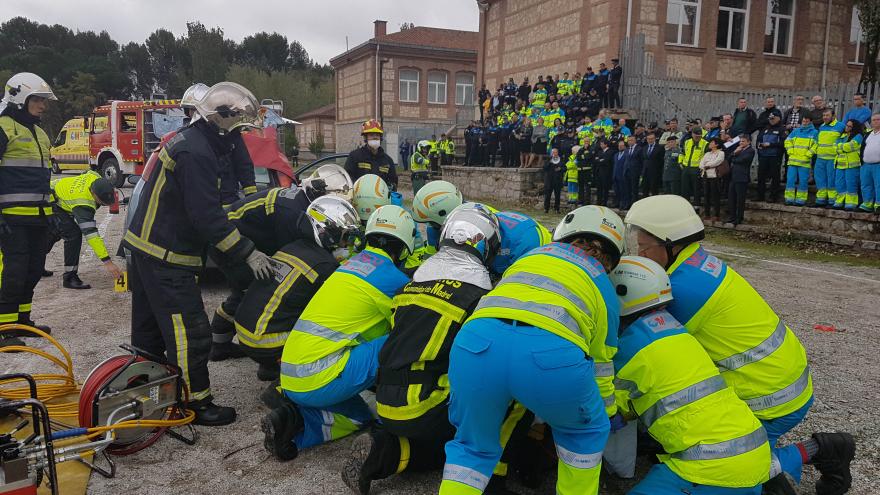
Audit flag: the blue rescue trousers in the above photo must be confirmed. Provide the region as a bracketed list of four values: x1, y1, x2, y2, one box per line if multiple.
[784, 166, 810, 205]
[283, 335, 387, 449]
[860, 163, 880, 211]
[813, 158, 836, 205]
[762, 395, 814, 484]
[834, 168, 860, 210]
[441, 318, 609, 495]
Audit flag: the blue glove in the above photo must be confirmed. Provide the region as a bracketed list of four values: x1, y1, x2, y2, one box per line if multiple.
[426, 224, 441, 248]
[609, 413, 627, 433]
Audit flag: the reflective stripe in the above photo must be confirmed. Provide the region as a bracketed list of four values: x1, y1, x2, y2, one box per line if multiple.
[64, 265, 78, 272]
[237, 328, 290, 349]
[475, 295, 583, 339]
[615, 377, 644, 399]
[594, 361, 614, 377]
[292, 319, 359, 343]
[496, 272, 591, 316]
[191, 389, 211, 401]
[0, 193, 51, 202]
[770, 453, 783, 477]
[745, 366, 811, 411]
[0, 158, 45, 168]
[1, 206, 53, 216]
[716, 320, 786, 372]
[673, 428, 767, 461]
[123, 231, 203, 267]
[530, 244, 599, 275]
[556, 444, 603, 469]
[215, 229, 242, 252]
[442, 464, 490, 491]
[603, 395, 615, 407]
[78, 221, 97, 230]
[641, 375, 727, 429]
[171, 314, 190, 396]
[280, 349, 346, 378]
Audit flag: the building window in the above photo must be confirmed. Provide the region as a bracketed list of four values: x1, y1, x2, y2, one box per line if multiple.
[764, 0, 794, 56]
[716, 0, 749, 51]
[399, 69, 419, 103]
[455, 73, 475, 106]
[666, 0, 701, 46]
[428, 71, 447, 105]
[850, 7, 866, 64]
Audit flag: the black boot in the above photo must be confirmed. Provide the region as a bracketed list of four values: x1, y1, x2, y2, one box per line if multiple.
[62, 272, 91, 290]
[0, 335, 26, 350]
[41, 269, 53, 277]
[341, 433, 377, 494]
[209, 341, 246, 361]
[762, 473, 797, 495]
[257, 361, 280, 382]
[811, 432, 855, 495]
[261, 400, 303, 461]
[190, 401, 236, 427]
[260, 380, 285, 409]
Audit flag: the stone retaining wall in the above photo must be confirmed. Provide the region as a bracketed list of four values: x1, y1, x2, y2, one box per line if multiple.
[727, 202, 879, 248]
[440, 165, 543, 204]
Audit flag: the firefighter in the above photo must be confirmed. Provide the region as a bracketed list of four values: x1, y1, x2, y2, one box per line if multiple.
[208, 169, 348, 361]
[46, 171, 122, 289]
[123, 81, 273, 426]
[410, 140, 431, 196]
[625, 195, 855, 493]
[0, 72, 57, 348]
[405, 180, 463, 271]
[609, 256, 816, 494]
[181, 82, 258, 206]
[440, 205, 624, 495]
[344, 119, 398, 190]
[351, 173, 391, 225]
[342, 204, 524, 494]
[234, 196, 359, 384]
[263, 205, 415, 461]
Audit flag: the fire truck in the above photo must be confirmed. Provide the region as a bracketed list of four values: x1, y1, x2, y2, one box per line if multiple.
[88, 99, 185, 187]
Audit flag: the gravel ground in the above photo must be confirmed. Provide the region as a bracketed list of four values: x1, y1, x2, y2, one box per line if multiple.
[3, 190, 879, 495]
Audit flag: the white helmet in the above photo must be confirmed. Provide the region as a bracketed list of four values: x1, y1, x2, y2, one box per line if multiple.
[305, 164, 354, 200]
[417, 140, 431, 151]
[624, 195, 705, 261]
[553, 205, 625, 266]
[181, 83, 209, 108]
[441, 203, 501, 265]
[192, 81, 262, 135]
[412, 180, 463, 225]
[3, 72, 57, 108]
[351, 174, 391, 222]
[366, 205, 417, 257]
[305, 196, 364, 251]
[610, 256, 673, 317]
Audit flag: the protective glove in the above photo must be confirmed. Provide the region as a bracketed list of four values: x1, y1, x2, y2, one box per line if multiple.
[0, 214, 10, 236]
[245, 250, 273, 280]
[609, 412, 627, 434]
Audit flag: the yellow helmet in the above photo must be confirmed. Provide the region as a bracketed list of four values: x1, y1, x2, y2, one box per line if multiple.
[412, 180, 463, 225]
[361, 119, 384, 135]
[351, 174, 391, 222]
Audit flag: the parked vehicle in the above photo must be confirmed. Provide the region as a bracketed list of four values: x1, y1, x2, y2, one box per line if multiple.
[50, 115, 107, 174]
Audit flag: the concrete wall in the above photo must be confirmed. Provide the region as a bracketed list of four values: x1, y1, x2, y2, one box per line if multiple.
[734, 201, 879, 244]
[441, 165, 544, 204]
[297, 116, 336, 154]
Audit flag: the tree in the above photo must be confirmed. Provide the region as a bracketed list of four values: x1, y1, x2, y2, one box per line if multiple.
[186, 22, 227, 86]
[121, 42, 153, 99]
[308, 131, 325, 157]
[855, 0, 880, 88]
[238, 32, 290, 73]
[146, 28, 188, 96]
[287, 40, 312, 70]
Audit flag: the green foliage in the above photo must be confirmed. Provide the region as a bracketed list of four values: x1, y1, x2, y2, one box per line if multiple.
[0, 16, 335, 138]
[308, 131, 325, 156]
[854, 0, 880, 85]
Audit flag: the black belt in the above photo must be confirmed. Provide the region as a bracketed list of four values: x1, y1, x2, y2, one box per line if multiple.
[377, 367, 441, 386]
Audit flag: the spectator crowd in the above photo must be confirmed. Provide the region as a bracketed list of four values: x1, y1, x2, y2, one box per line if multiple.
[454, 63, 880, 223]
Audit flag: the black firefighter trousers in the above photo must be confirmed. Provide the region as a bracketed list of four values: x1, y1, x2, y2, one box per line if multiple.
[0, 222, 49, 325]
[129, 251, 213, 404]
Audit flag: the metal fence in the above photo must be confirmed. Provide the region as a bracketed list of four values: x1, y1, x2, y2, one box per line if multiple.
[618, 34, 880, 124]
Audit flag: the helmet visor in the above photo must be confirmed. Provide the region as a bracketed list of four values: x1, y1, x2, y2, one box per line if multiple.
[625, 224, 665, 259]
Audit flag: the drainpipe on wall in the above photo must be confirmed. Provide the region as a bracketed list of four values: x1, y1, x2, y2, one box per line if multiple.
[626, 0, 633, 38]
[375, 41, 381, 121]
[820, 0, 832, 93]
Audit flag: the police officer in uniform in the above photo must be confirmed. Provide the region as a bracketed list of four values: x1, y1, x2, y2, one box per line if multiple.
[47, 171, 122, 289]
[123, 82, 274, 426]
[344, 119, 398, 190]
[0, 72, 57, 348]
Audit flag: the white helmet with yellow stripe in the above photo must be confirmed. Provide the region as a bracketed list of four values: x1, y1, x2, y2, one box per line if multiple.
[351, 174, 391, 222]
[366, 205, 417, 258]
[553, 205, 625, 266]
[610, 256, 673, 317]
[412, 180, 463, 226]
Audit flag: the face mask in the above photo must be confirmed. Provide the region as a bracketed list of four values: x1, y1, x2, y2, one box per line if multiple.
[367, 139, 381, 149]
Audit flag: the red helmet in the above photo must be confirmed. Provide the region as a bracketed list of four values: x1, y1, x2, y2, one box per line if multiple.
[362, 119, 384, 135]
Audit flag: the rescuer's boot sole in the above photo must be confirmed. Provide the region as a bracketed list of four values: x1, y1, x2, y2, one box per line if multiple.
[811, 432, 856, 495]
[261, 400, 302, 461]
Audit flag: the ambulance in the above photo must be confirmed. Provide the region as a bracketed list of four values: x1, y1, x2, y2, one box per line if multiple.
[49, 116, 107, 174]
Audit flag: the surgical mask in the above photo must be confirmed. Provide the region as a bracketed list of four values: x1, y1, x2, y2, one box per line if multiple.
[367, 139, 381, 149]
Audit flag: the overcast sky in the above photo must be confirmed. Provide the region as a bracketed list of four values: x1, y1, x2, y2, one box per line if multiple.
[7, 0, 480, 64]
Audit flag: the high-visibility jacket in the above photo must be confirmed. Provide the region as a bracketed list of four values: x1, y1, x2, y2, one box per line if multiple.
[0, 115, 53, 218]
[410, 151, 429, 172]
[441, 139, 455, 155]
[376, 277, 489, 434]
[51, 171, 110, 261]
[225, 186, 313, 256]
[280, 246, 410, 393]
[572, 78, 582, 94]
[835, 134, 863, 169]
[557, 79, 573, 96]
[666, 243, 813, 420]
[532, 89, 548, 107]
[492, 211, 552, 276]
[816, 120, 845, 160]
[596, 117, 614, 137]
[234, 239, 337, 351]
[123, 121, 254, 270]
[679, 138, 706, 168]
[577, 125, 593, 146]
[565, 154, 579, 183]
[541, 110, 562, 127]
[468, 242, 620, 415]
[425, 140, 439, 157]
[784, 126, 818, 168]
[614, 309, 771, 487]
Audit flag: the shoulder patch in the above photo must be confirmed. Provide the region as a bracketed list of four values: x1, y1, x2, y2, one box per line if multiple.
[699, 254, 724, 278]
[642, 310, 684, 333]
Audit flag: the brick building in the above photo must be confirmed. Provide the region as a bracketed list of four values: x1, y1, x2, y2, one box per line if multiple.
[476, 0, 867, 92]
[292, 103, 336, 160]
[330, 21, 479, 156]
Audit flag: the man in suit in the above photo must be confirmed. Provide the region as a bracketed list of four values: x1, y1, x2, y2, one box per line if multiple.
[624, 135, 643, 209]
[640, 132, 665, 197]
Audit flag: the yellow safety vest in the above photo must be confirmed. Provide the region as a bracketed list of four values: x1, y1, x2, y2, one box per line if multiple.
[835, 135, 862, 169]
[280, 246, 409, 392]
[679, 138, 706, 168]
[565, 155, 578, 183]
[410, 152, 429, 172]
[468, 242, 620, 415]
[784, 127, 818, 168]
[51, 171, 109, 260]
[0, 115, 53, 216]
[816, 120, 844, 160]
[615, 309, 771, 487]
[666, 243, 813, 420]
